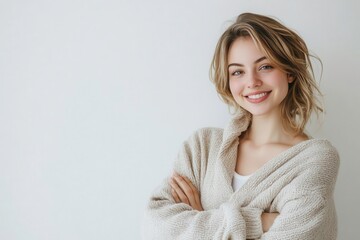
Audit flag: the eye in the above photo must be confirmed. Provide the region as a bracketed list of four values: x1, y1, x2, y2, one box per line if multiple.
[259, 65, 273, 71]
[230, 70, 244, 76]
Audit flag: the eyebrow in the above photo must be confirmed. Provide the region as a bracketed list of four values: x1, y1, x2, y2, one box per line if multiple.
[228, 56, 267, 68]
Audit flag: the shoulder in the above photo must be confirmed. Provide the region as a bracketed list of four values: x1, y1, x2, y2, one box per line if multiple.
[273, 139, 340, 204]
[290, 139, 340, 177]
[303, 139, 340, 167]
[179, 127, 224, 158]
[291, 139, 340, 192]
[191, 127, 224, 139]
[174, 127, 225, 179]
[185, 127, 224, 147]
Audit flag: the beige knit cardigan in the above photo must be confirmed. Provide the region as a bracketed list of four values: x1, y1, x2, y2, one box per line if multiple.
[142, 111, 340, 239]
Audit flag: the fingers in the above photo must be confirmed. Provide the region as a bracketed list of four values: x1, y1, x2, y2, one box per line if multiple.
[172, 173, 197, 207]
[180, 174, 202, 208]
[169, 177, 190, 205]
[169, 172, 204, 211]
[171, 188, 181, 203]
[261, 212, 280, 232]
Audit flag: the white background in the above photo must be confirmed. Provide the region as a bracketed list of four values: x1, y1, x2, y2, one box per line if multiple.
[1, 0, 359, 239]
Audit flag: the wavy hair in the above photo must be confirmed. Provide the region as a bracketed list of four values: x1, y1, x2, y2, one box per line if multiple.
[210, 12, 323, 135]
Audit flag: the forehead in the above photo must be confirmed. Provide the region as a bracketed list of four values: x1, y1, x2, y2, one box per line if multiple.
[228, 37, 265, 64]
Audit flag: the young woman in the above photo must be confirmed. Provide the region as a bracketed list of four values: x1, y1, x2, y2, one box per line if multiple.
[142, 12, 339, 239]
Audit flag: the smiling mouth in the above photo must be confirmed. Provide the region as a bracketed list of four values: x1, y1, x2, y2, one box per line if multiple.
[244, 91, 271, 103]
[245, 91, 271, 99]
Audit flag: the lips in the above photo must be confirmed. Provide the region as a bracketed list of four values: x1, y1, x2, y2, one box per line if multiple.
[244, 91, 271, 103]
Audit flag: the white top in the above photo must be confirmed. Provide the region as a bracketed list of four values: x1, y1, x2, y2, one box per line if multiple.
[232, 172, 252, 191]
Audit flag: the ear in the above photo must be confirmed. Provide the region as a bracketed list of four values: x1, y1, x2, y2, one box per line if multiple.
[287, 73, 294, 83]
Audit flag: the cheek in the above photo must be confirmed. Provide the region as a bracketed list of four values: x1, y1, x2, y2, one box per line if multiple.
[281, 80, 290, 95]
[273, 78, 290, 99]
[229, 80, 243, 96]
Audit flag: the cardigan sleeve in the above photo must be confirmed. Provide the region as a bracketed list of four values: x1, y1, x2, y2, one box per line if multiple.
[142, 129, 263, 240]
[260, 145, 340, 240]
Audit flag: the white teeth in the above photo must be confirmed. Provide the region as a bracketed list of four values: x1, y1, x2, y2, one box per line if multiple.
[247, 92, 267, 99]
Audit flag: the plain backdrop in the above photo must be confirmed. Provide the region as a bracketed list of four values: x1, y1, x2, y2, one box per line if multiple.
[1, 0, 359, 239]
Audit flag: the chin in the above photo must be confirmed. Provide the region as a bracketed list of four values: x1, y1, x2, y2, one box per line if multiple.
[249, 107, 283, 117]
[247, 110, 268, 116]
[241, 106, 274, 116]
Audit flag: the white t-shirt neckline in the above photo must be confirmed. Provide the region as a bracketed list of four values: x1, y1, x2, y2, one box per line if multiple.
[232, 172, 253, 191]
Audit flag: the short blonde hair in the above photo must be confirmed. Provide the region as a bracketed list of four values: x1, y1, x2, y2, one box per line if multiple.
[210, 12, 323, 135]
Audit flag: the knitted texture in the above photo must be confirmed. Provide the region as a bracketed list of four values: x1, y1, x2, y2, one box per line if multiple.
[142, 111, 340, 239]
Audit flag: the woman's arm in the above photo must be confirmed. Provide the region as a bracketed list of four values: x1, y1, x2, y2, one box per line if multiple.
[259, 146, 340, 240]
[142, 129, 264, 240]
[170, 172, 279, 233]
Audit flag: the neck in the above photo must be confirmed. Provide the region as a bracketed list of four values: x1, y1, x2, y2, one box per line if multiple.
[244, 110, 295, 146]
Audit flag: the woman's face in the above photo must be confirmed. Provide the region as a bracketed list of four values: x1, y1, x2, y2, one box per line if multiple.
[228, 37, 293, 117]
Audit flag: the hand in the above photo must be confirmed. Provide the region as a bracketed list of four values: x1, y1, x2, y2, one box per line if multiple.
[261, 212, 279, 232]
[169, 172, 204, 211]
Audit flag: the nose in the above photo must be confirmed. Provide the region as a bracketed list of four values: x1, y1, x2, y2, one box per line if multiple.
[246, 71, 262, 88]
